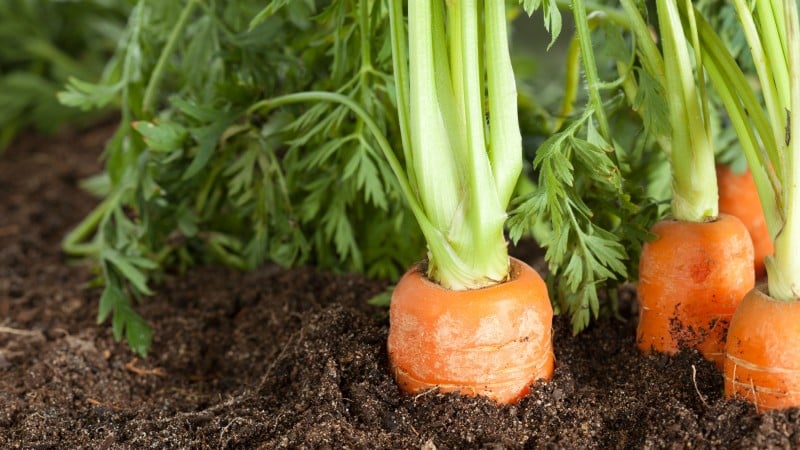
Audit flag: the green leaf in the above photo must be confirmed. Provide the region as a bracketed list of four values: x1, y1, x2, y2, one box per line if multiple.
[103, 249, 153, 296]
[584, 230, 628, 277]
[97, 282, 124, 324]
[518, 0, 562, 47]
[182, 115, 237, 180]
[177, 208, 199, 238]
[562, 252, 584, 292]
[125, 313, 153, 357]
[634, 70, 671, 139]
[249, 0, 292, 30]
[112, 304, 125, 341]
[57, 78, 121, 111]
[133, 120, 188, 152]
[108, 301, 151, 357]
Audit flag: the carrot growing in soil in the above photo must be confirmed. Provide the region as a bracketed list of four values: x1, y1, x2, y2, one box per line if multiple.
[689, 0, 800, 411]
[627, 0, 754, 367]
[716, 164, 773, 277]
[197, 0, 552, 403]
[382, 0, 555, 403]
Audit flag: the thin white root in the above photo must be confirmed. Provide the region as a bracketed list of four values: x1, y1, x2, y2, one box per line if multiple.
[691, 364, 710, 408]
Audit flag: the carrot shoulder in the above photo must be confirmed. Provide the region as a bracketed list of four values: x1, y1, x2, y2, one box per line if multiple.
[725, 287, 800, 411]
[636, 214, 754, 367]
[387, 257, 554, 404]
[716, 164, 773, 277]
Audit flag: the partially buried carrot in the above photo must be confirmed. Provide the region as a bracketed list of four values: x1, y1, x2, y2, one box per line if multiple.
[716, 164, 773, 278]
[636, 214, 754, 367]
[387, 257, 554, 404]
[724, 286, 800, 411]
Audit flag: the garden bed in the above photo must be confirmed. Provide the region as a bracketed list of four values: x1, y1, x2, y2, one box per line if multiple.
[1, 126, 798, 448]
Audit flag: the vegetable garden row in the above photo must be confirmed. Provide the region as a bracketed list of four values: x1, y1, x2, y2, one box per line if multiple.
[5, 0, 800, 422]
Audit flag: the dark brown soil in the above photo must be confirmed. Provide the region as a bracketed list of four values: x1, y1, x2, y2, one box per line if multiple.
[2, 125, 799, 449]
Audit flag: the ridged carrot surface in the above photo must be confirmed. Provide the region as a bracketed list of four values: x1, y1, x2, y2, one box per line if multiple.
[387, 257, 554, 404]
[716, 165, 773, 277]
[725, 287, 800, 411]
[637, 214, 754, 367]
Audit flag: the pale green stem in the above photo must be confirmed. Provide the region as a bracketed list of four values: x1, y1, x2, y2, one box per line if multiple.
[759, 0, 792, 193]
[359, 0, 372, 72]
[733, 0, 786, 171]
[684, 0, 711, 142]
[554, 35, 581, 132]
[485, 0, 523, 209]
[767, 0, 800, 301]
[657, 0, 717, 221]
[447, 0, 465, 125]
[693, 8, 784, 238]
[387, 0, 415, 190]
[619, 0, 665, 88]
[448, 0, 507, 285]
[62, 195, 117, 256]
[142, 0, 199, 115]
[760, 0, 790, 102]
[408, 0, 461, 233]
[692, 0, 787, 223]
[555, 0, 629, 26]
[432, 0, 468, 183]
[572, 0, 611, 142]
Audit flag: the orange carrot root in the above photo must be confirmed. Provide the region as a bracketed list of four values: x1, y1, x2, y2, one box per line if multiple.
[716, 165, 773, 278]
[636, 214, 754, 367]
[725, 287, 800, 411]
[387, 257, 554, 404]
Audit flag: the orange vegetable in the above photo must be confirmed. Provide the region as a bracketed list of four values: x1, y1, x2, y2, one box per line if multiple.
[724, 287, 800, 411]
[636, 214, 755, 367]
[387, 257, 554, 404]
[716, 164, 773, 277]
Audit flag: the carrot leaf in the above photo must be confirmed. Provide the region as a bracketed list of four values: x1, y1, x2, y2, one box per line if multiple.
[58, 0, 424, 355]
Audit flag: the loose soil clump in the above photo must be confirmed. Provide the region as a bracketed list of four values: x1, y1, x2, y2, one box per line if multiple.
[1, 126, 798, 448]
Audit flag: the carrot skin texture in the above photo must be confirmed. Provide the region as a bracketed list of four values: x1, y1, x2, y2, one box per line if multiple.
[387, 257, 554, 404]
[636, 214, 755, 367]
[725, 287, 800, 411]
[716, 165, 773, 277]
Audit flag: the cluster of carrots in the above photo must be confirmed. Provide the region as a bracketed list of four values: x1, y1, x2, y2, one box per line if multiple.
[636, 163, 789, 412]
[385, 0, 797, 415]
[388, 163, 774, 406]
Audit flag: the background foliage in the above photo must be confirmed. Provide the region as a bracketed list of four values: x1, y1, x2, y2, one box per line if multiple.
[0, 0, 130, 150]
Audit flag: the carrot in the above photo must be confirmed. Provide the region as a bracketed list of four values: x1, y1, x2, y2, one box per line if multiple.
[636, 214, 755, 367]
[387, 257, 554, 404]
[724, 286, 800, 411]
[716, 164, 773, 278]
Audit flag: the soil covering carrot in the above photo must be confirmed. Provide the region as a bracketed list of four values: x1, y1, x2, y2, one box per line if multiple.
[725, 286, 800, 411]
[637, 215, 754, 367]
[716, 164, 773, 277]
[387, 257, 554, 403]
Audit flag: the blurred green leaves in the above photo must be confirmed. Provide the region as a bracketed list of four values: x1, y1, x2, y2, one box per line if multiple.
[0, 0, 130, 150]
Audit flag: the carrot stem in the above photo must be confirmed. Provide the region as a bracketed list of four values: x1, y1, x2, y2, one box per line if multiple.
[768, 0, 800, 301]
[656, 0, 717, 222]
[141, 0, 199, 115]
[572, 0, 611, 142]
